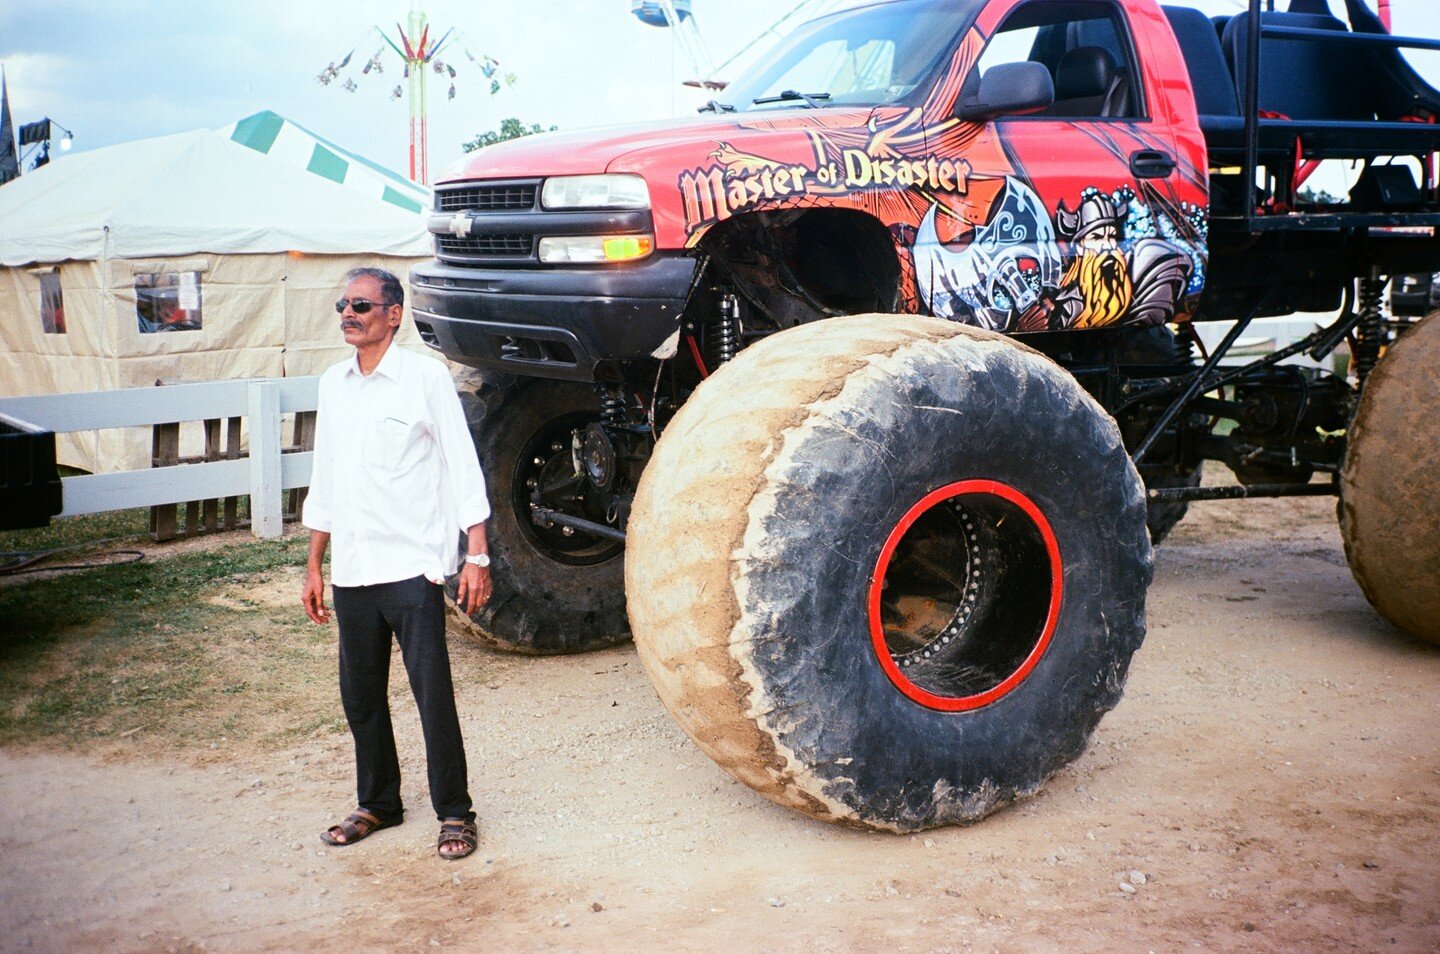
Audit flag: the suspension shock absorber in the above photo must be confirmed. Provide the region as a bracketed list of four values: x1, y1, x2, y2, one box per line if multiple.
[574, 384, 628, 484]
[716, 293, 740, 365]
[598, 386, 626, 427]
[1353, 274, 1387, 385]
[1175, 322, 1199, 365]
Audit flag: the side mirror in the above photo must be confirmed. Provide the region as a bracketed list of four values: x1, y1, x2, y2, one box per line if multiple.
[954, 62, 1055, 121]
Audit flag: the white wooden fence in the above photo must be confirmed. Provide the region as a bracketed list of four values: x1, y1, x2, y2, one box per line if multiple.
[0, 377, 318, 538]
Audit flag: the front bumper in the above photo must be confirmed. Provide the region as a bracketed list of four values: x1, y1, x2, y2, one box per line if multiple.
[409, 254, 698, 382]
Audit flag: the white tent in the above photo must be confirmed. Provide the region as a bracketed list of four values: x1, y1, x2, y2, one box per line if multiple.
[0, 123, 436, 472]
[219, 110, 430, 214]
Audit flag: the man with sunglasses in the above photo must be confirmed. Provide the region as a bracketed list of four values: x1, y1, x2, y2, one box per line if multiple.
[301, 267, 490, 861]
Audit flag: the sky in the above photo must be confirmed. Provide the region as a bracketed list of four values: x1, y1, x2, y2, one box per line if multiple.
[2, 0, 1436, 184]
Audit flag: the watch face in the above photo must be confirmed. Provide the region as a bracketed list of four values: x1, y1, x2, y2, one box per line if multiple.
[467, 553, 490, 568]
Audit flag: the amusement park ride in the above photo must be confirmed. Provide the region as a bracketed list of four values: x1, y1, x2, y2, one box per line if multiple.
[316, 3, 514, 184]
[319, 0, 846, 184]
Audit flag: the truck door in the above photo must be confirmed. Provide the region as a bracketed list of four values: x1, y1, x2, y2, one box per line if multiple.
[913, 0, 1204, 332]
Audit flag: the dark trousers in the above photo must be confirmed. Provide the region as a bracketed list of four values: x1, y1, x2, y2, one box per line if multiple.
[331, 575, 473, 822]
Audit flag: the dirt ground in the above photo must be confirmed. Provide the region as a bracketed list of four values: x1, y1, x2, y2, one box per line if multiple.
[2, 494, 1438, 953]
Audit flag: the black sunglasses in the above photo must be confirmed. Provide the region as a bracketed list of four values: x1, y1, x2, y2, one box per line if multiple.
[335, 297, 395, 315]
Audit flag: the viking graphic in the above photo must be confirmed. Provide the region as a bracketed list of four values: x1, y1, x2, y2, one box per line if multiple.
[1027, 189, 1198, 331]
[1055, 192, 1133, 329]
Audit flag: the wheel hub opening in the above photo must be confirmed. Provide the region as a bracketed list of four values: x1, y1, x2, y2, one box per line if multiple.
[868, 482, 1061, 711]
[512, 414, 624, 567]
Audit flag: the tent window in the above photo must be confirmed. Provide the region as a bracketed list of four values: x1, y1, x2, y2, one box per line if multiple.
[136, 271, 203, 333]
[40, 272, 66, 334]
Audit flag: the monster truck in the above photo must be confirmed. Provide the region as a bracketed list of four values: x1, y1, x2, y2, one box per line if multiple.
[411, 0, 1440, 831]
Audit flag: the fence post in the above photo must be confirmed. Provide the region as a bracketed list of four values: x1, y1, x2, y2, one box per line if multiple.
[248, 380, 283, 538]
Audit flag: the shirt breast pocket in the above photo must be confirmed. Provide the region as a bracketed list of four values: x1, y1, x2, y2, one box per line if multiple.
[370, 417, 424, 474]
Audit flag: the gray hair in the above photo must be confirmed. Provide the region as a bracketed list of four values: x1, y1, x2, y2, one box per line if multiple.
[344, 267, 405, 308]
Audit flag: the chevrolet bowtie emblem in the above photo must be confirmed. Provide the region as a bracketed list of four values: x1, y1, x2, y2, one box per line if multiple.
[447, 213, 472, 237]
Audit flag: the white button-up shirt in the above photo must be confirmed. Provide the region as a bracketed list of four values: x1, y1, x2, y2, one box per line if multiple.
[302, 343, 491, 587]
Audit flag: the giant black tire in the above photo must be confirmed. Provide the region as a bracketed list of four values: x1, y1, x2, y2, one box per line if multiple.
[626, 315, 1153, 832]
[450, 379, 629, 654]
[1339, 313, 1440, 645]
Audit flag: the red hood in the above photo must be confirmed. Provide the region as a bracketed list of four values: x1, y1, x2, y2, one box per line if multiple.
[432, 109, 878, 183]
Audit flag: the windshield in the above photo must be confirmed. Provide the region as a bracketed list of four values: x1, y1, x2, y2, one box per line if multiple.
[715, 0, 980, 112]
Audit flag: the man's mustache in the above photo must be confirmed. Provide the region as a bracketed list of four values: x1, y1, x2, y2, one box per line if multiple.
[340, 319, 364, 331]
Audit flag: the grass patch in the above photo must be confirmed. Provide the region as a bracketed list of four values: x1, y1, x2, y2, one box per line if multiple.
[0, 531, 347, 754]
[0, 508, 151, 560]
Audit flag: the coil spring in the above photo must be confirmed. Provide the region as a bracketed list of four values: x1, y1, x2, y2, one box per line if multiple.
[599, 388, 626, 426]
[716, 294, 740, 365]
[1354, 276, 1386, 384]
[1174, 323, 1199, 365]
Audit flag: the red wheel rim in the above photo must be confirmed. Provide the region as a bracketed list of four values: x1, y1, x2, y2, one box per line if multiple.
[867, 480, 1063, 711]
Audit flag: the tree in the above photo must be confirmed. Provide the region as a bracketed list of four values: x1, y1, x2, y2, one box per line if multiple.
[1297, 186, 1341, 206]
[462, 118, 557, 153]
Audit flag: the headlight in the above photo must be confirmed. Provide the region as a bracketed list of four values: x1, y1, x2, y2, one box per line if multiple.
[538, 235, 654, 263]
[541, 174, 650, 210]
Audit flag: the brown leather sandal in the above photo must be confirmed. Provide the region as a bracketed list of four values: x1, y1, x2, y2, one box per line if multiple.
[320, 809, 400, 846]
[437, 817, 478, 860]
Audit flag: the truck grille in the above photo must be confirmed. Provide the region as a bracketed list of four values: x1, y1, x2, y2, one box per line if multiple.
[434, 183, 537, 212]
[429, 179, 651, 266]
[436, 234, 534, 257]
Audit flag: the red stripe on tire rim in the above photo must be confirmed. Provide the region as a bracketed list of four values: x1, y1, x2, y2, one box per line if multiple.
[867, 480, 1063, 711]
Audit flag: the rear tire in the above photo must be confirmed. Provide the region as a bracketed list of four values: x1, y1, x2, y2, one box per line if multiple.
[450, 380, 629, 654]
[626, 315, 1152, 832]
[1339, 314, 1440, 644]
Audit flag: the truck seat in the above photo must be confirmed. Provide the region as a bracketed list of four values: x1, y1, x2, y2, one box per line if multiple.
[1222, 11, 1359, 121]
[1049, 46, 1130, 118]
[1165, 3, 1440, 162]
[1333, 0, 1440, 124]
[1162, 7, 1240, 121]
[1223, 8, 1440, 158]
[1161, 6, 1263, 156]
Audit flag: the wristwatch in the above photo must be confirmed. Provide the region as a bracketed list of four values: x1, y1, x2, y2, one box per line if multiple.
[463, 552, 491, 568]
